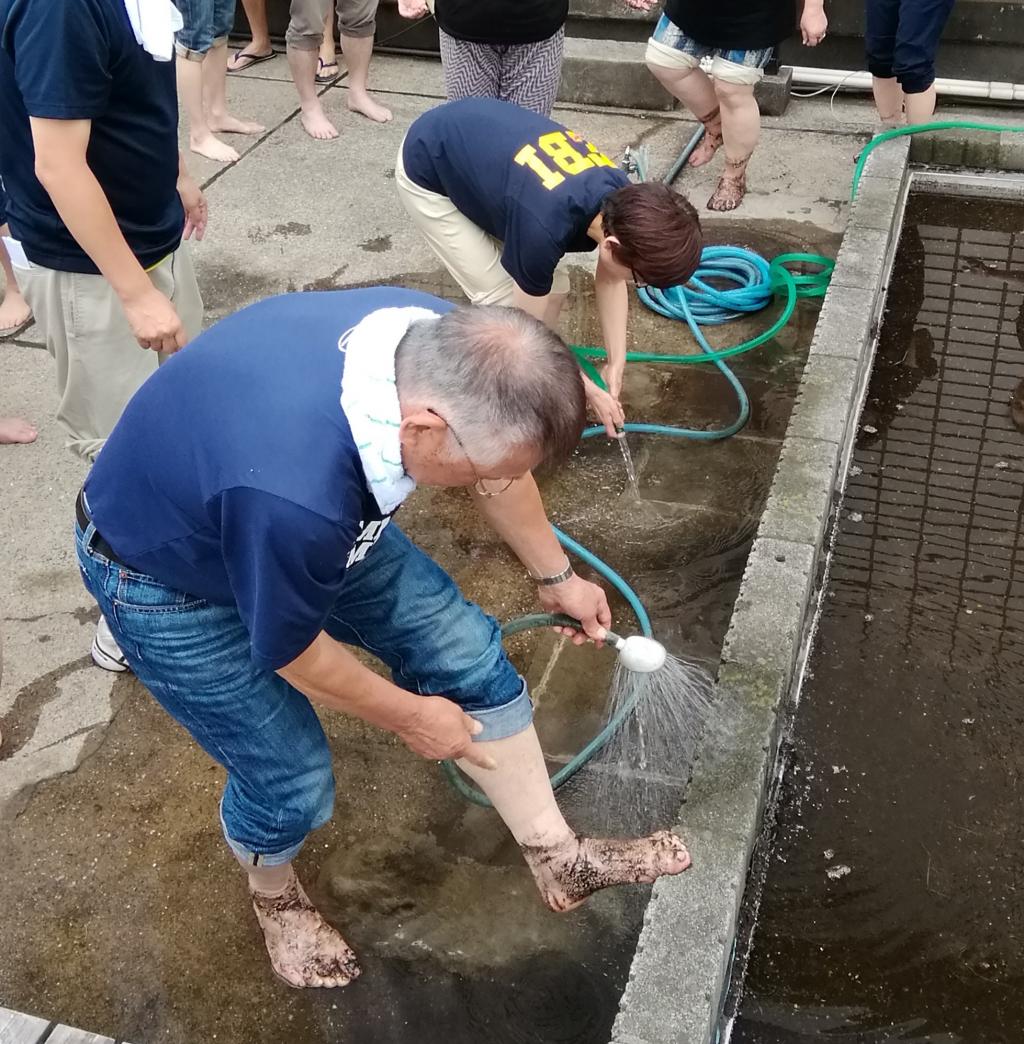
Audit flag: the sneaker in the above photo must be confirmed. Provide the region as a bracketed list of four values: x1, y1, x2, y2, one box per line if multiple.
[91, 615, 129, 673]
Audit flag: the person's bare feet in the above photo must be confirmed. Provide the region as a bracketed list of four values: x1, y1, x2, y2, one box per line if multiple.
[688, 111, 724, 168]
[0, 416, 37, 445]
[707, 159, 749, 212]
[208, 113, 265, 136]
[251, 870, 361, 988]
[521, 829, 691, 913]
[300, 103, 340, 140]
[189, 131, 240, 163]
[0, 288, 32, 335]
[347, 89, 392, 124]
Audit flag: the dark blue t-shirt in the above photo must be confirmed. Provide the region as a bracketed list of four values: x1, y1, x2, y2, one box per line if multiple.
[84, 287, 453, 671]
[402, 99, 630, 297]
[0, 0, 183, 273]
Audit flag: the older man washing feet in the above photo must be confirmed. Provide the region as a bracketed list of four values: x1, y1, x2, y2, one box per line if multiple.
[75, 287, 691, 988]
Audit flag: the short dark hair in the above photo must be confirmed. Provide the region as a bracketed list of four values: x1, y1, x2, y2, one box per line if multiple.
[601, 183, 703, 289]
[396, 305, 586, 468]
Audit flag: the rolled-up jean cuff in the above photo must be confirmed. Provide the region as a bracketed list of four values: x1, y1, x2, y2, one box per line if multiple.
[467, 678, 533, 741]
[220, 805, 307, 868]
[175, 42, 209, 60]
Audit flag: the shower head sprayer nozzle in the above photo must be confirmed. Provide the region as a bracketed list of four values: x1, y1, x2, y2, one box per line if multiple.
[605, 631, 667, 674]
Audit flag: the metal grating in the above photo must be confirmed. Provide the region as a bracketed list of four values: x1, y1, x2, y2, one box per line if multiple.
[829, 194, 1024, 663]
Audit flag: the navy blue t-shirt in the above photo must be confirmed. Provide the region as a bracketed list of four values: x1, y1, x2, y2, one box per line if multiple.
[84, 287, 453, 671]
[0, 0, 183, 273]
[402, 99, 630, 297]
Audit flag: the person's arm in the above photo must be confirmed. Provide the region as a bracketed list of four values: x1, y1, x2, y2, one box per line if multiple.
[29, 117, 187, 353]
[397, 0, 429, 17]
[511, 283, 552, 324]
[800, 0, 827, 45]
[471, 474, 612, 643]
[177, 152, 208, 242]
[278, 633, 496, 769]
[594, 266, 629, 403]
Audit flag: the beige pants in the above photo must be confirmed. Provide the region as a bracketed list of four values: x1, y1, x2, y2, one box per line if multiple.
[395, 145, 570, 306]
[287, 0, 378, 50]
[16, 244, 203, 462]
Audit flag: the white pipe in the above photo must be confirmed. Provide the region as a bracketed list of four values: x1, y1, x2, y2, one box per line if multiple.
[788, 65, 1024, 103]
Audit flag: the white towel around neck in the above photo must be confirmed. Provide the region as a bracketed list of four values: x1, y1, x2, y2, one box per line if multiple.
[339, 306, 440, 515]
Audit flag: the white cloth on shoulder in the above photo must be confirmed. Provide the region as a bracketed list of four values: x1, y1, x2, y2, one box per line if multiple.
[339, 306, 440, 515]
[122, 0, 183, 62]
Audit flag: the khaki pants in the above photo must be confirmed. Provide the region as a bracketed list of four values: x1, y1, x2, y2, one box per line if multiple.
[16, 244, 203, 462]
[395, 145, 570, 306]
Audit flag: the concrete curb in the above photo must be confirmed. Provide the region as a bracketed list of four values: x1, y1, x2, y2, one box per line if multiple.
[611, 136, 912, 1044]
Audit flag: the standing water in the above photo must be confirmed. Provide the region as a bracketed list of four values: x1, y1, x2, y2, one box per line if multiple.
[731, 194, 1024, 1043]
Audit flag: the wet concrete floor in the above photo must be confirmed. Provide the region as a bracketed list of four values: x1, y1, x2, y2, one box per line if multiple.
[732, 194, 1024, 1043]
[0, 223, 833, 1044]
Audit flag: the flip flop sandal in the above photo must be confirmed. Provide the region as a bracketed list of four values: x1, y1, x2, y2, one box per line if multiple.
[227, 48, 276, 73]
[315, 58, 340, 84]
[0, 313, 33, 340]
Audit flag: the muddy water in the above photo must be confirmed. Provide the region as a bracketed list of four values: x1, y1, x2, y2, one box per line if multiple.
[732, 195, 1024, 1043]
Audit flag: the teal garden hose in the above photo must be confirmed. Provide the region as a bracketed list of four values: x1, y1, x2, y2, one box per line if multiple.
[444, 118, 1024, 807]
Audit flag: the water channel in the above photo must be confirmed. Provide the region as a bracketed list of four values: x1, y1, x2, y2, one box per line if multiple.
[731, 192, 1024, 1043]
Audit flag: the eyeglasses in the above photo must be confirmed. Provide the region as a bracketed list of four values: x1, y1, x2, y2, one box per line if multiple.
[427, 408, 517, 498]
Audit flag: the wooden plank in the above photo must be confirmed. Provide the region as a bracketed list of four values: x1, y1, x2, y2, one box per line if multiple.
[0, 1006, 51, 1044]
[45, 1026, 115, 1044]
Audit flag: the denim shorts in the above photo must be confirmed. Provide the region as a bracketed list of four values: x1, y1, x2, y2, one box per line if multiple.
[174, 0, 236, 59]
[76, 516, 531, 866]
[865, 0, 955, 94]
[650, 13, 774, 71]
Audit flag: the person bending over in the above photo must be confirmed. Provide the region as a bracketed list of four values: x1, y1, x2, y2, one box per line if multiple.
[397, 98, 703, 435]
[76, 287, 692, 988]
[637, 0, 827, 211]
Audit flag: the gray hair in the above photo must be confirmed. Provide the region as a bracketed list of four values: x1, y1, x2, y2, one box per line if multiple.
[394, 305, 586, 469]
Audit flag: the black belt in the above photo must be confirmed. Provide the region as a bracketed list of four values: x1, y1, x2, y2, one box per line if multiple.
[76, 489, 127, 567]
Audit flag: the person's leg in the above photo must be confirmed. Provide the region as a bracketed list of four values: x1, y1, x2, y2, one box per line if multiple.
[866, 0, 904, 124]
[645, 17, 722, 168]
[227, 0, 274, 71]
[894, 0, 955, 123]
[287, 0, 338, 138]
[15, 265, 159, 463]
[317, 3, 340, 82]
[324, 524, 692, 910]
[205, 0, 265, 137]
[176, 2, 239, 162]
[0, 229, 31, 336]
[706, 62, 762, 212]
[394, 145, 516, 305]
[74, 527, 358, 988]
[339, 0, 392, 122]
[438, 30, 502, 103]
[498, 28, 565, 117]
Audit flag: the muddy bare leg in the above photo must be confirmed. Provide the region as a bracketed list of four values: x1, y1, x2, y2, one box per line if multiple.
[707, 79, 759, 212]
[246, 862, 360, 988]
[456, 725, 690, 911]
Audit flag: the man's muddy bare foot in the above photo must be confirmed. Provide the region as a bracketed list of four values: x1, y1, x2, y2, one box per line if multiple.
[521, 829, 691, 913]
[688, 112, 723, 168]
[190, 131, 240, 163]
[0, 290, 32, 334]
[707, 172, 746, 212]
[0, 416, 37, 445]
[251, 870, 361, 988]
[208, 113, 265, 136]
[348, 89, 392, 124]
[300, 104, 340, 140]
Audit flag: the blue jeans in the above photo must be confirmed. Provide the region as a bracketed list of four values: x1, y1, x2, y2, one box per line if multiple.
[865, 0, 955, 94]
[76, 518, 531, 866]
[174, 0, 236, 59]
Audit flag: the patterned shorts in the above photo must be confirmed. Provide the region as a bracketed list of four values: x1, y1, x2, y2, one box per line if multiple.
[647, 13, 773, 83]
